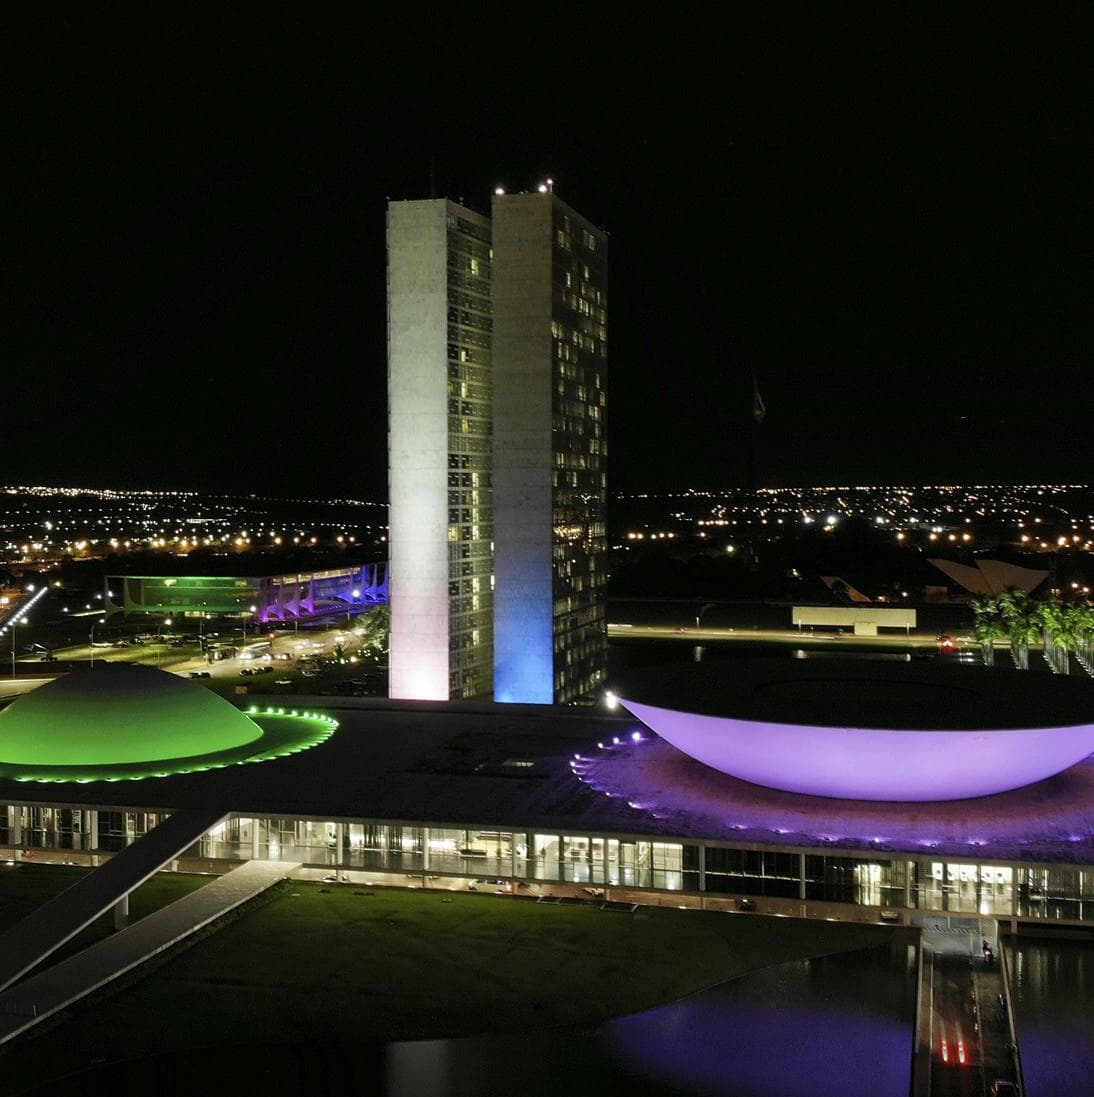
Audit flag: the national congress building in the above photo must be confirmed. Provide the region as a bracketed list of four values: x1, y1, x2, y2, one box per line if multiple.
[387, 184, 608, 704]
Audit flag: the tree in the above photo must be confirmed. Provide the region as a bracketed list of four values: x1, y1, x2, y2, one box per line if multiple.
[970, 595, 1006, 667]
[1069, 603, 1094, 674]
[1037, 600, 1084, 675]
[994, 587, 1041, 670]
[357, 604, 390, 660]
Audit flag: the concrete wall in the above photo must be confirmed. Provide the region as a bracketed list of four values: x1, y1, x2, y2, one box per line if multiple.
[387, 200, 451, 700]
[491, 193, 556, 703]
[792, 606, 917, 630]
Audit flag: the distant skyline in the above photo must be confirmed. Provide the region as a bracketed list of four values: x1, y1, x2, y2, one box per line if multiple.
[6, 11, 1090, 498]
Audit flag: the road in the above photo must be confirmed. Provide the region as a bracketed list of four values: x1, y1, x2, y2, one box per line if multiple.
[922, 918, 1021, 1097]
[608, 622, 962, 650]
[11, 624, 362, 689]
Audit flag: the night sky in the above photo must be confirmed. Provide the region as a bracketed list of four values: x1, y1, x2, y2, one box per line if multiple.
[6, 10, 1090, 498]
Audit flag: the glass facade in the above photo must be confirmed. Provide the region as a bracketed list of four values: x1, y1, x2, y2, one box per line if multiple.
[4, 804, 1091, 924]
[2, 805, 167, 852]
[445, 212, 494, 699]
[550, 210, 608, 703]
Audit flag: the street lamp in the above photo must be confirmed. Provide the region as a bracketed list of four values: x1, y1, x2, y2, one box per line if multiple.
[158, 619, 173, 667]
[89, 620, 98, 669]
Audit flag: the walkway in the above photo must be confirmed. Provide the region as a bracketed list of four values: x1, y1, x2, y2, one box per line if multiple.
[913, 916, 1024, 1096]
[0, 858, 297, 1045]
[0, 807, 226, 993]
[0, 678, 52, 701]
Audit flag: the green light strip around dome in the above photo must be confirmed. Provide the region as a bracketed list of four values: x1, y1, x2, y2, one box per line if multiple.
[0, 709, 338, 784]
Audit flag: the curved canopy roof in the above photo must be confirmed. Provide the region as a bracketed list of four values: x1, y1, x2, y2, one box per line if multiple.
[613, 658, 1094, 730]
[0, 666, 262, 766]
[617, 659, 1094, 801]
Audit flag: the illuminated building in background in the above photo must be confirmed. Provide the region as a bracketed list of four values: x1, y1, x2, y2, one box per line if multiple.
[387, 200, 494, 700]
[104, 565, 386, 624]
[387, 185, 608, 704]
[492, 189, 608, 703]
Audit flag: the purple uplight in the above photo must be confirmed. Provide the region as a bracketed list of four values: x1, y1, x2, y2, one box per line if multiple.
[619, 697, 1094, 802]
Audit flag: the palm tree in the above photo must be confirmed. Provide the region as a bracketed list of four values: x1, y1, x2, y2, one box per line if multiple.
[1038, 601, 1074, 675]
[1037, 600, 1094, 676]
[970, 595, 1006, 667]
[1070, 603, 1094, 676]
[996, 587, 1040, 671]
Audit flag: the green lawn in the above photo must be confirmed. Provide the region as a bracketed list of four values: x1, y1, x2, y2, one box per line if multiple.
[0, 878, 896, 1092]
[0, 863, 210, 965]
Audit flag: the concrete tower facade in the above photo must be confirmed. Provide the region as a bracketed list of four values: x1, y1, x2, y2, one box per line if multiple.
[387, 187, 607, 705]
[387, 199, 494, 700]
[492, 192, 608, 703]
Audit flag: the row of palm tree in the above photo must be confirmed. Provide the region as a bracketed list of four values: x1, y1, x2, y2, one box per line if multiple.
[970, 589, 1094, 675]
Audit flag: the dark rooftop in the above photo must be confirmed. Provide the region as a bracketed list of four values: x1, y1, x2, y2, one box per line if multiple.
[1, 682, 1092, 867]
[612, 658, 1094, 730]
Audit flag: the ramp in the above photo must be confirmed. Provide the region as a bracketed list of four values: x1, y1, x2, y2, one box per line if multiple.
[911, 917, 1024, 1096]
[0, 858, 296, 1045]
[0, 807, 226, 993]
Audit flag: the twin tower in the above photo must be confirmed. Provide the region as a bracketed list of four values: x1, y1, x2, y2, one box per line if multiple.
[387, 188, 608, 704]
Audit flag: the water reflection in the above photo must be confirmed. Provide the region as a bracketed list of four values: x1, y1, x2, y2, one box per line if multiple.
[21, 943, 916, 1097]
[381, 942, 914, 1097]
[602, 943, 915, 1097]
[1009, 938, 1094, 1097]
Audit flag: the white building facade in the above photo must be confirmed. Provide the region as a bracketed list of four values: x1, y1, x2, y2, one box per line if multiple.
[387, 199, 494, 700]
[387, 188, 607, 704]
[492, 192, 608, 703]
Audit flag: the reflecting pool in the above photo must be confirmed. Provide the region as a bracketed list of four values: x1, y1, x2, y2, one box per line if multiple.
[381, 940, 916, 1097]
[1009, 938, 1094, 1097]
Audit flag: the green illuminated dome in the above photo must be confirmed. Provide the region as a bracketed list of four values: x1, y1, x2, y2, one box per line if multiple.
[0, 665, 262, 766]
